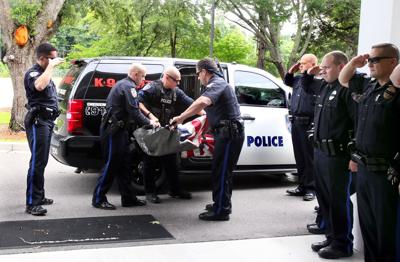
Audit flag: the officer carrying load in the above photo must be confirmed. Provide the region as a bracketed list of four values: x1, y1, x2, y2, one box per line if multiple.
[339, 43, 400, 262]
[92, 63, 158, 210]
[171, 58, 244, 221]
[24, 43, 64, 216]
[138, 66, 197, 203]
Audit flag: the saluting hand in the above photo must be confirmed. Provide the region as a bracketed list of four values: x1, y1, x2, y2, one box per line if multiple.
[350, 54, 369, 68]
[307, 65, 321, 76]
[288, 62, 301, 74]
[49, 57, 65, 67]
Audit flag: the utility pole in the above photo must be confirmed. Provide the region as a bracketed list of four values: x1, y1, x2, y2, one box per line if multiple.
[209, 0, 216, 58]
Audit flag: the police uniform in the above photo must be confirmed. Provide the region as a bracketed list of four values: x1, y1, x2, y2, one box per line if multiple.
[138, 80, 193, 195]
[302, 73, 355, 255]
[284, 73, 316, 196]
[92, 77, 150, 207]
[348, 74, 400, 262]
[201, 75, 244, 217]
[24, 63, 59, 209]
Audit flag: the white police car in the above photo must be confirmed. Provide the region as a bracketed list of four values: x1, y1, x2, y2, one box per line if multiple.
[51, 57, 296, 191]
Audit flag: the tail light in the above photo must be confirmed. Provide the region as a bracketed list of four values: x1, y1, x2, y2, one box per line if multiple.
[67, 99, 84, 134]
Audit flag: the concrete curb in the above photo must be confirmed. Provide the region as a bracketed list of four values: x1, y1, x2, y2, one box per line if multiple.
[0, 142, 29, 151]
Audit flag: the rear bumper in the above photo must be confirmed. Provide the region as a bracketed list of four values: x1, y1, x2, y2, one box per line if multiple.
[50, 133, 103, 169]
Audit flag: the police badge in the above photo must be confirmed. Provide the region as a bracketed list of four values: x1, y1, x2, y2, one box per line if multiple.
[131, 88, 137, 98]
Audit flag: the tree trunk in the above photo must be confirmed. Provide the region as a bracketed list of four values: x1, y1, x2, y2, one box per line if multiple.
[5, 45, 35, 131]
[256, 41, 266, 70]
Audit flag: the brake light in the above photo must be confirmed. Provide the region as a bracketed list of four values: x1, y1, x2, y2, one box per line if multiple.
[67, 99, 84, 134]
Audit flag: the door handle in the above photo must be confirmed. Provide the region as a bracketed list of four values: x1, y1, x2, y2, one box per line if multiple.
[241, 114, 256, 121]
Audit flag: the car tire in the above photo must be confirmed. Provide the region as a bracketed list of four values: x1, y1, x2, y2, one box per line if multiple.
[130, 159, 167, 194]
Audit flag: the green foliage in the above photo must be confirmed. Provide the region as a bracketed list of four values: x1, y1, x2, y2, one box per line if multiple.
[10, 0, 42, 31]
[0, 111, 10, 124]
[0, 63, 10, 77]
[214, 27, 253, 64]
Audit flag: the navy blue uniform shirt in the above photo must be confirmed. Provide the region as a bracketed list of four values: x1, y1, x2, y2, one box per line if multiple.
[301, 73, 354, 143]
[106, 77, 149, 126]
[138, 80, 193, 117]
[284, 73, 316, 117]
[201, 75, 241, 128]
[349, 74, 400, 157]
[24, 63, 58, 110]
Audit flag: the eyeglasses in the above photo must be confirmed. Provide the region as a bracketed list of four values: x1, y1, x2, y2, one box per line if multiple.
[196, 70, 203, 77]
[166, 74, 180, 84]
[367, 56, 394, 64]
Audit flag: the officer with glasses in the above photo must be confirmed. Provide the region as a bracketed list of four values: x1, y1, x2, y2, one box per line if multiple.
[339, 43, 400, 262]
[138, 66, 195, 203]
[24, 43, 64, 216]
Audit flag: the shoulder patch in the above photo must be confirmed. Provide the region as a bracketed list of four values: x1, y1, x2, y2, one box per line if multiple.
[29, 71, 39, 78]
[131, 88, 137, 98]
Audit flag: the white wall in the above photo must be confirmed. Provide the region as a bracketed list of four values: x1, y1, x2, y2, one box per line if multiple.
[357, 0, 400, 73]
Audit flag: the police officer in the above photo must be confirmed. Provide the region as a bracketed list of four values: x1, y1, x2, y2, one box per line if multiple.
[285, 54, 318, 201]
[138, 66, 195, 203]
[302, 51, 355, 259]
[339, 43, 400, 262]
[171, 58, 244, 221]
[92, 63, 158, 210]
[24, 43, 64, 216]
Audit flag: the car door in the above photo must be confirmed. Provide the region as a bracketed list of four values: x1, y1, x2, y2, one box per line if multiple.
[233, 70, 295, 167]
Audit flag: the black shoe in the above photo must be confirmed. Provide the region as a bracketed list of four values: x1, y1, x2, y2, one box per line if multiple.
[199, 211, 229, 221]
[311, 239, 331, 252]
[26, 205, 47, 216]
[146, 194, 162, 204]
[40, 198, 54, 205]
[303, 192, 315, 201]
[122, 198, 147, 207]
[318, 246, 353, 259]
[169, 191, 192, 199]
[205, 203, 232, 214]
[286, 187, 305, 196]
[92, 201, 116, 210]
[307, 223, 325, 234]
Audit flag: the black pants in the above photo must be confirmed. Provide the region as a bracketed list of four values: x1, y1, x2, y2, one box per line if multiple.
[356, 164, 399, 262]
[143, 153, 181, 194]
[210, 131, 244, 215]
[25, 117, 54, 206]
[92, 129, 137, 204]
[314, 149, 353, 252]
[291, 121, 314, 191]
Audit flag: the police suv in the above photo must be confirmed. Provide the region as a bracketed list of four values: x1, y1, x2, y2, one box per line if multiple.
[50, 57, 296, 191]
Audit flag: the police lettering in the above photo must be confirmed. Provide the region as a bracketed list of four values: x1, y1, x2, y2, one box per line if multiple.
[160, 98, 172, 104]
[247, 136, 284, 147]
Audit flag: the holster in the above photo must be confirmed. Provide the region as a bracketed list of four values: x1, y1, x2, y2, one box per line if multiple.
[25, 105, 39, 126]
[214, 119, 244, 139]
[103, 114, 125, 136]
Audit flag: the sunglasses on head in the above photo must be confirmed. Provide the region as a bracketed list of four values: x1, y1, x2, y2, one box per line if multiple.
[367, 56, 394, 64]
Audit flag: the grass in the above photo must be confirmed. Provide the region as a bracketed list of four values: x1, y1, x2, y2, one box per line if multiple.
[0, 111, 10, 124]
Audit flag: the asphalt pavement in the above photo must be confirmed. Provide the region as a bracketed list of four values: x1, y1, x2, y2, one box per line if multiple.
[0, 142, 364, 261]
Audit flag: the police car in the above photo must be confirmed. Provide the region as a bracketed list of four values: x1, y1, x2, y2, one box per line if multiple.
[50, 57, 296, 191]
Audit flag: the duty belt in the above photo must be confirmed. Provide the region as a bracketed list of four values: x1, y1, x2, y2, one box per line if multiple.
[290, 115, 311, 125]
[351, 151, 389, 172]
[314, 139, 346, 157]
[213, 119, 244, 139]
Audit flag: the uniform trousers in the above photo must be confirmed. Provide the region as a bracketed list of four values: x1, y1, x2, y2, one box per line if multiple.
[291, 121, 314, 191]
[210, 131, 244, 215]
[25, 117, 54, 206]
[92, 129, 137, 204]
[314, 149, 354, 252]
[143, 153, 181, 194]
[356, 164, 399, 262]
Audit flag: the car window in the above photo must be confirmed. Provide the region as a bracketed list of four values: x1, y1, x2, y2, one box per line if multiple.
[234, 70, 286, 108]
[84, 63, 164, 100]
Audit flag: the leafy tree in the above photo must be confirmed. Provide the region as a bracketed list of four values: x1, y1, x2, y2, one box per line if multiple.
[220, 0, 318, 79]
[0, 0, 66, 131]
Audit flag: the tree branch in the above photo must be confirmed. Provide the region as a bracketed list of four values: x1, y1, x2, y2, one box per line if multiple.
[34, 0, 66, 46]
